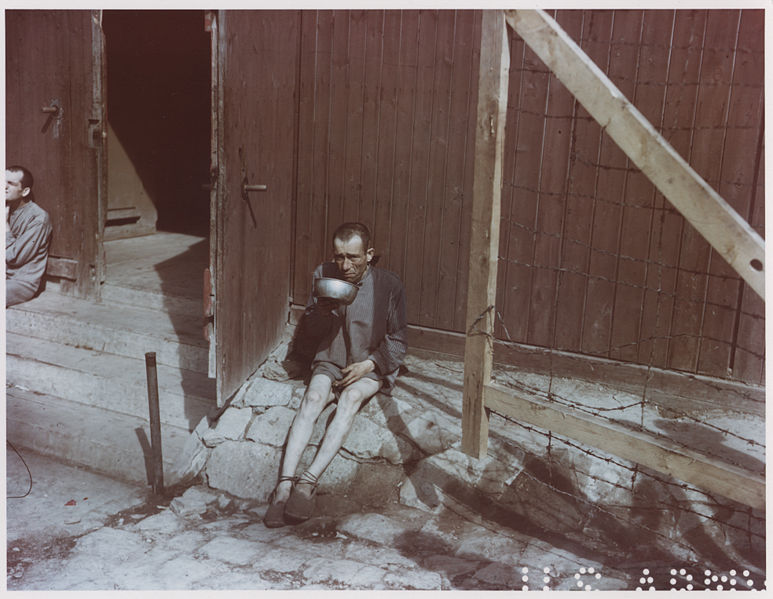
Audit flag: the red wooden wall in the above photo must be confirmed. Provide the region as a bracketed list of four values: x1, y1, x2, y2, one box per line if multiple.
[291, 9, 765, 386]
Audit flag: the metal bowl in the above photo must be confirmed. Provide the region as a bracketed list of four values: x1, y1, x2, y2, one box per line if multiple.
[313, 277, 358, 305]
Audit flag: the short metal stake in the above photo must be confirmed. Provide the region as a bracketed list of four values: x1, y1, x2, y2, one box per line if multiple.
[144, 352, 164, 495]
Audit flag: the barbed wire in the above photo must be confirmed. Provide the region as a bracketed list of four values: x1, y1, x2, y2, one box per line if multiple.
[491, 374, 764, 466]
[489, 412, 764, 541]
[509, 31, 764, 61]
[505, 106, 764, 132]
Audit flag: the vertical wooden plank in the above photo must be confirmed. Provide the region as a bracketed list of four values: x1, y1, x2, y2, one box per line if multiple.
[577, 10, 618, 358]
[436, 10, 477, 331]
[372, 10, 400, 269]
[495, 21, 523, 342]
[640, 10, 703, 370]
[357, 10, 384, 230]
[310, 11, 335, 275]
[500, 20, 548, 343]
[419, 10, 455, 326]
[528, 11, 577, 348]
[453, 11, 482, 333]
[403, 10, 438, 326]
[732, 23, 765, 385]
[668, 10, 729, 374]
[462, 9, 509, 459]
[293, 11, 321, 303]
[342, 10, 368, 223]
[698, 9, 761, 378]
[552, 11, 595, 353]
[633, 10, 676, 369]
[608, 10, 651, 363]
[326, 10, 351, 240]
[387, 11, 419, 282]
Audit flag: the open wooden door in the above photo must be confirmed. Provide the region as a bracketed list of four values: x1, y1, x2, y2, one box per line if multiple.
[208, 11, 299, 404]
[6, 10, 106, 298]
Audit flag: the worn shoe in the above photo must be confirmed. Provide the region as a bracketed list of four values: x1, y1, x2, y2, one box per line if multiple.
[263, 476, 296, 528]
[284, 471, 318, 522]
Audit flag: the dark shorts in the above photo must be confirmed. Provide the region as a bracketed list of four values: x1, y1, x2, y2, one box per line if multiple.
[312, 361, 381, 388]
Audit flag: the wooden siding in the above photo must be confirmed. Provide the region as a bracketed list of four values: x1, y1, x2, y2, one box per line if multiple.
[6, 10, 103, 298]
[291, 9, 764, 386]
[293, 10, 481, 335]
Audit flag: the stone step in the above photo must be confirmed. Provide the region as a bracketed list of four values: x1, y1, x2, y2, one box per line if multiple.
[102, 282, 203, 317]
[6, 332, 214, 432]
[6, 291, 208, 373]
[7, 386, 191, 485]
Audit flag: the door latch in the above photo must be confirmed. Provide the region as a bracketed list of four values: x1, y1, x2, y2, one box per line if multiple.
[41, 99, 63, 138]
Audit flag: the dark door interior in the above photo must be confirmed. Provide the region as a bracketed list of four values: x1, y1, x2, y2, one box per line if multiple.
[102, 10, 211, 238]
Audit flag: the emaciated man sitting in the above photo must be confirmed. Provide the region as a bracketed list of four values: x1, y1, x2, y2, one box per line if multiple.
[264, 222, 407, 527]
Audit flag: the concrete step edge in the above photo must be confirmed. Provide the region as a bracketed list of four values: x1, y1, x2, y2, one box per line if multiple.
[7, 387, 193, 486]
[7, 291, 207, 347]
[102, 283, 202, 315]
[7, 308, 208, 373]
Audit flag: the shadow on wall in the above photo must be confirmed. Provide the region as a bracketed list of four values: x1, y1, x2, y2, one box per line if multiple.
[103, 10, 211, 236]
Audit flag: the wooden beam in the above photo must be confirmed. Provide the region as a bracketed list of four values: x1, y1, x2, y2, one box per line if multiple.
[462, 10, 510, 459]
[505, 9, 765, 300]
[45, 257, 79, 281]
[485, 382, 764, 509]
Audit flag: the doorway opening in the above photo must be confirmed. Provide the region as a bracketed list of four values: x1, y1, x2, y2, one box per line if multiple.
[101, 10, 211, 304]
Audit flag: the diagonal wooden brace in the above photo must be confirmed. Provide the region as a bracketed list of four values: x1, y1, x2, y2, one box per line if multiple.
[505, 9, 765, 300]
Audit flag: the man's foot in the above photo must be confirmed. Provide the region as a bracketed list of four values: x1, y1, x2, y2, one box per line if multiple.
[263, 477, 296, 528]
[284, 471, 318, 522]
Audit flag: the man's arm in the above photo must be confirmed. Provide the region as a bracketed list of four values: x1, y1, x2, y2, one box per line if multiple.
[6, 214, 51, 267]
[368, 282, 408, 375]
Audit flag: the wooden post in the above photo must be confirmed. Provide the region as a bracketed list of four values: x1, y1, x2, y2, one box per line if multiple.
[462, 10, 510, 459]
[505, 9, 765, 300]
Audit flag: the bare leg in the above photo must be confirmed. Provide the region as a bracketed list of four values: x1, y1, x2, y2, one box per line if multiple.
[271, 374, 334, 503]
[295, 377, 381, 497]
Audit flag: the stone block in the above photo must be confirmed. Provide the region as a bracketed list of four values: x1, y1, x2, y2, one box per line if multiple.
[359, 394, 416, 429]
[343, 414, 421, 464]
[198, 537, 263, 566]
[400, 448, 522, 514]
[205, 440, 282, 501]
[455, 533, 525, 566]
[245, 406, 295, 447]
[169, 485, 221, 517]
[134, 509, 184, 535]
[472, 562, 524, 588]
[301, 557, 386, 587]
[337, 513, 404, 545]
[166, 415, 212, 486]
[382, 567, 444, 590]
[423, 554, 480, 579]
[233, 377, 294, 409]
[297, 446, 359, 493]
[73, 528, 147, 562]
[399, 477, 443, 513]
[404, 413, 456, 456]
[201, 406, 253, 447]
[253, 546, 310, 574]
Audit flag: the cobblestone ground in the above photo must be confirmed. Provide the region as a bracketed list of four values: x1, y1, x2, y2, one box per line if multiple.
[8, 447, 764, 591]
[9, 487, 630, 591]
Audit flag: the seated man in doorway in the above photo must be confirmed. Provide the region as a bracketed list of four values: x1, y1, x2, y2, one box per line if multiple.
[6, 166, 52, 307]
[264, 222, 407, 527]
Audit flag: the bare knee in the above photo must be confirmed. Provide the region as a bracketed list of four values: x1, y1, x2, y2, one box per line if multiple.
[300, 388, 328, 414]
[337, 387, 365, 415]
